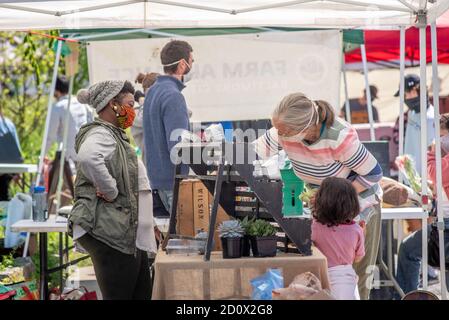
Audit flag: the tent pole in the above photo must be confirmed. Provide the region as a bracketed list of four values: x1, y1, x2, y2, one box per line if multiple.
[72, 28, 180, 41]
[55, 75, 74, 215]
[399, 26, 406, 184]
[419, 22, 428, 290]
[36, 40, 62, 187]
[342, 56, 351, 124]
[360, 43, 375, 141]
[323, 0, 411, 13]
[23, 40, 62, 258]
[431, 21, 447, 300]
[235, 0, 315, 14]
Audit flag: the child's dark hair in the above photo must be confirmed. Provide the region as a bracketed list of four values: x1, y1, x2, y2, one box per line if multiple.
[312, 177, 360, 227]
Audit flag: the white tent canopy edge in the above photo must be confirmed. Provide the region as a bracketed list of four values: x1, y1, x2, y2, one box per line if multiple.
[0, 0, 449, 30]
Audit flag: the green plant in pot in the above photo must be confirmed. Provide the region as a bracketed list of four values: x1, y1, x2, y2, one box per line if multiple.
[247, 219, 278, 257]
[217, 220, 244, 259]
[240, 216, 255, 257]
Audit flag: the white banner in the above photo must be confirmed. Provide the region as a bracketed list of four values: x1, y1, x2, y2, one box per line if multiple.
[87, 30, 342, 122]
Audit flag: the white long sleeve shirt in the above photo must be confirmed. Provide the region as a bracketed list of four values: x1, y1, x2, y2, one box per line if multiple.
[45, 95, 93, 165]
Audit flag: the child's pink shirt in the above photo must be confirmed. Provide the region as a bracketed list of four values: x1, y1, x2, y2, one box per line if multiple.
[311, 219, 365, 268]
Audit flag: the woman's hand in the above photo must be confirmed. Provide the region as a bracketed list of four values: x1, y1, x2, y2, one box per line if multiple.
[96, 190, 113, 202]
[359, 220, 366, 236]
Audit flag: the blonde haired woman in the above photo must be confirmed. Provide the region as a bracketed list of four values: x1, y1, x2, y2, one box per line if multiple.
[255, 93, 383, 300]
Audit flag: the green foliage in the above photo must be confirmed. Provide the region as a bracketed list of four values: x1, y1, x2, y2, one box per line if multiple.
[1, 31, 92, 288]
[0, 31, 89, 165]
[240, 216, 255, 234]
[0, 252, 15, 272]
[247, 219, 277, 237]
[217, 220, 244, 238]
[30, 233, 92, 289]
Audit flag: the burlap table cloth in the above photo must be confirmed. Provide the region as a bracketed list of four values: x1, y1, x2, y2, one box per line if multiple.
[152, 247, 329, 300]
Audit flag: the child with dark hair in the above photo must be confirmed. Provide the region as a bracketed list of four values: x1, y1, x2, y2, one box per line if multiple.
[311, 177, 365, 300]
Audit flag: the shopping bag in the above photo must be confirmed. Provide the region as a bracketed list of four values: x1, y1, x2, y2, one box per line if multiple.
[50, 286, 97, 300]
[250, 268, 284, 300]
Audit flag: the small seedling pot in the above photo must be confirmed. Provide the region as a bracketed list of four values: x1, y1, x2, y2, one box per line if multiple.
[250, 236, 277, 257]
[221, 237, 243, 259]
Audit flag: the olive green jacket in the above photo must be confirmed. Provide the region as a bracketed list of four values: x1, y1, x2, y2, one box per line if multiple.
[68, 119, 139, 255]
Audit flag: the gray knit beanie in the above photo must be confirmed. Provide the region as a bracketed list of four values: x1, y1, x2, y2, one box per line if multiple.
[77, 80, 126, 113]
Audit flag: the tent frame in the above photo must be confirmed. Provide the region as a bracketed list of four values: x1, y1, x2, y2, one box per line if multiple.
[0, 0, 418, 17]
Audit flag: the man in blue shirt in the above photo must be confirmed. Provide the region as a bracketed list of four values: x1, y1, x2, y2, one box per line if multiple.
[143, 40, 193, 214]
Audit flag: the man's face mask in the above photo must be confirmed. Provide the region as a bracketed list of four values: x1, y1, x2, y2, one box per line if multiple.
[182, 59, 194, 83]
[113, 105, 136, 129]
[405, 96, 421, 113]
[162, 58, 194, 83]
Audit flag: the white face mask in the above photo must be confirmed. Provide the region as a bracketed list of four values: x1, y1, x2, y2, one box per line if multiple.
[163, 58, 193, 83]
[278, 102, 319, 142]
[183, 70, 194, 83]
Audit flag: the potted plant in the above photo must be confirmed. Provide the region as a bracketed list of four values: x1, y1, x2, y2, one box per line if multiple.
[240, 216, 255, 257]
[217, 220, 244, 259]
[247, 219, 278, 257]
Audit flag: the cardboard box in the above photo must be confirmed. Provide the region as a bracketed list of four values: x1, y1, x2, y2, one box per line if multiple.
[176, 180, 195, 237]
[193, 180, 210, 233]
[174, 179, 229, 251]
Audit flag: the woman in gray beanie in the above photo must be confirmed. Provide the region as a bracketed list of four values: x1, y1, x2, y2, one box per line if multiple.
[68, 80, 151, 300]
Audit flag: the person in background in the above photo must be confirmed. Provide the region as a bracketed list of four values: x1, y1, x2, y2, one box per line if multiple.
[45, 76, 93, 174]
[136, 72, 160, 95]
[395, 74, 435, 174]
[143, 40, 193, 214]
[254, 93, 383, 300]
[132, 72, 160, 162]
[312, 177, 365, 300]
[340, 85, 379, 124]
[396, 113, 449, 295]
[0, 105, 21, 200]
[69, 80, 151, 300]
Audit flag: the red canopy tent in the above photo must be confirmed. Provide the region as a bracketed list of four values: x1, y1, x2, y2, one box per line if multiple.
[345, 11, 449, 66]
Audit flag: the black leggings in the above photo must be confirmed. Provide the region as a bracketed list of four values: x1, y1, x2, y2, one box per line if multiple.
[78, 233, 152, 300]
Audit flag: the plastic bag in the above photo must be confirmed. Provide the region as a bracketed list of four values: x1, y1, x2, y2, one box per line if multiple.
[252, 151, 288, 180]
[272, 272, 323, 300]
[250, 268, 284, 300]
[204, 124, 225, 142]
[4, 193, 32, 248]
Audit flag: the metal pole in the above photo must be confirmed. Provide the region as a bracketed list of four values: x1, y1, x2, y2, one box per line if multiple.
[399, 27, 406, 184]
[23, 40, 62, 259]
[431, 22, 447, 300]
[342, 57, 351, 123]
[55, 76, 74, 214]
[360, 44, 375, 141]
[36, 40, 62, 187]
[419, 24, 428, 290]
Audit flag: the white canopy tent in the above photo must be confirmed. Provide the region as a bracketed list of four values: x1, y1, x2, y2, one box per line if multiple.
[1, 0, 448, 299]
[0, 0, 448, 30]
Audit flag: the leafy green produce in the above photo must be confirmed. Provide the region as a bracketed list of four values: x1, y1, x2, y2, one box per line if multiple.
[247, 219, 277, 237]
[299, 186, 317, 207]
